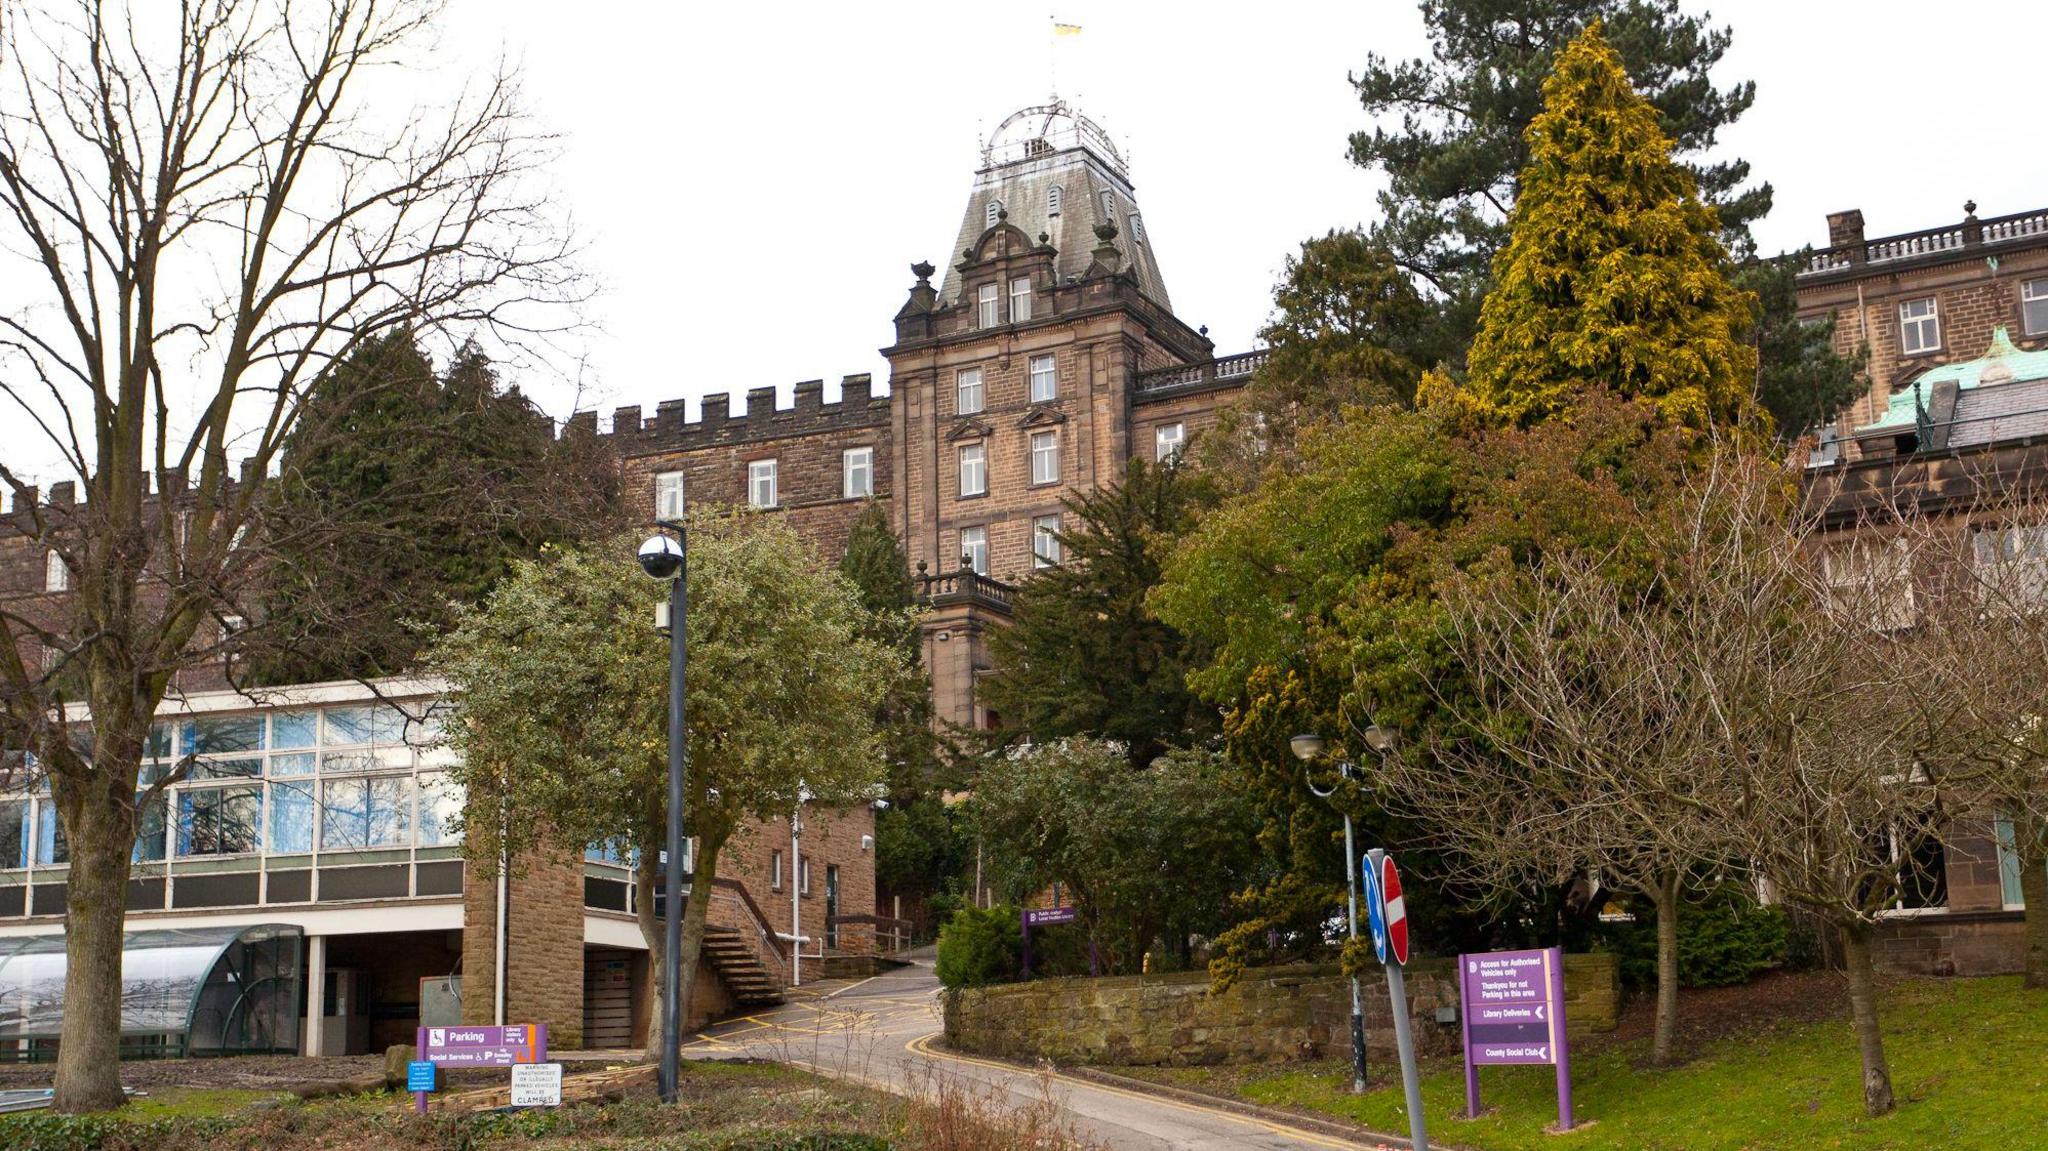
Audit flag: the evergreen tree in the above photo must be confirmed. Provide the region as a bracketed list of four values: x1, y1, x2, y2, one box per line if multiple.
[251, 330, 619, 682]
[1459, 23, 1758, 429]
[981, 460, 1217, 769]
[1352, 0, 1766, 353]
[1737, 254, 1868, 439]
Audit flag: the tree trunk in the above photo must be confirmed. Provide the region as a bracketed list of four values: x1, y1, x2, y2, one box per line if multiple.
[633, 852, 665, 1054]
[1649, 872, 1682, 1067]
[1839, 922, 1895, 1117]
[675, 838, 722, 1038]
[51, 776, 137, 1112]
[2017, 815, 2048, 990]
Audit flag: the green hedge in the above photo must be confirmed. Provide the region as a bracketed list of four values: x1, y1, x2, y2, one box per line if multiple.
[1598, 888, 1791, 989]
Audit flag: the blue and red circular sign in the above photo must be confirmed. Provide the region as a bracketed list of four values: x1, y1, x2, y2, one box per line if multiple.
[1379, 854, 1410, 966]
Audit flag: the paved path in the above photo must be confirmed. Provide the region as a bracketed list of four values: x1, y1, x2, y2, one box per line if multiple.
[682, 955, 1394, 1151]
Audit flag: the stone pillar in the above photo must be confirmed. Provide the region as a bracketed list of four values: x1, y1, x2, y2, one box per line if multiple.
[462, 848, 587, 1048]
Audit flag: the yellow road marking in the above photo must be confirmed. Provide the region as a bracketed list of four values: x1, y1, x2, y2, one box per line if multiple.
[901, 1033, 1380, 1150]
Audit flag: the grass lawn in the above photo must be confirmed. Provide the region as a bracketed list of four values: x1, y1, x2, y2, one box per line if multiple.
[1232, 975, 2047, 1151]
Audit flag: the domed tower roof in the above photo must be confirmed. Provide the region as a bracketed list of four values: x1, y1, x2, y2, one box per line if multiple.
[939, 100, 1173, 311]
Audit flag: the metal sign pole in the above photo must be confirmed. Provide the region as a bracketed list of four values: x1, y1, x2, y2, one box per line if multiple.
[1367, 848, 1429, 1151]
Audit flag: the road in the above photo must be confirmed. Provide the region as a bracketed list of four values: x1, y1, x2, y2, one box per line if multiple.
[681, 954, 1397, 1151]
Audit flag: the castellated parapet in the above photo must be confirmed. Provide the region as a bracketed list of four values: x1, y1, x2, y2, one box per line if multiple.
[583, 373, 891, 459]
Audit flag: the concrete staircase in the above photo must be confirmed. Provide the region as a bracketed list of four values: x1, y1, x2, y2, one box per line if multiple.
[701, 926, 785, 1006]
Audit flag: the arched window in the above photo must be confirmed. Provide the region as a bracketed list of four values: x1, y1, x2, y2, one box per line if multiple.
[1047, 185, 1063, 216]
[985, 199, 1003, 228]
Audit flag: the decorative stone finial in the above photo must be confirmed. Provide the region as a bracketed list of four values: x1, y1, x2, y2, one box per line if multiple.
[1199, 325, 1209, 338]
[1038, 231, 1050, 245]
[911, 260, 935, 282]
[1965, 200, 1978, 217]
[997, 207, 1009, 221]
[1093, 220, 1118, 243]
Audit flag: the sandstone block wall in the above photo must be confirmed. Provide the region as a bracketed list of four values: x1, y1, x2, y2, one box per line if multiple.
[943, 955, 1618, 1068]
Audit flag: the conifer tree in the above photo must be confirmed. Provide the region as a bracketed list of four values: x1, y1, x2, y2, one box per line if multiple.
[1462, 23, 1758, 429]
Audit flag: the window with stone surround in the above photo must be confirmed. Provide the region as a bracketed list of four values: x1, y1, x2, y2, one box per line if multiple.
[748, 459, 778, 509]
[1155, 422, 1185, 463]
[985, 199, 1002, 228]
[1899, 297, 1941, 355]
[1010, 277, 1033, 323]
[958, 443, 987, 498]
[1033, 514, 1061, 568]
[1047, 184, 1062, 216]
[959, 526, 988, 575]
[44, 550, 68, 593]
[977, 283, 1000, 329]
[842, 447, 873, 499]
[1099, 189, 1116, 224]
[654, 471, 685, 521]
[957, 367, 984, 415]
[1029, 354, 1056, 403]
[2025, 279, 2048, 336]
[1129, 214, 1144, 243]
[1030, 430, 1059, 486]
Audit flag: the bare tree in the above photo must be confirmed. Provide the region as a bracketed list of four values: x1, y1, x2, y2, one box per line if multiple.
[0, 0, 575, 1111]
[1387, 451, 1765, 1067]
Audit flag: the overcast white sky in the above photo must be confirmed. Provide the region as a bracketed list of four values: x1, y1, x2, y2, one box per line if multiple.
[4, 1, 2046, 478]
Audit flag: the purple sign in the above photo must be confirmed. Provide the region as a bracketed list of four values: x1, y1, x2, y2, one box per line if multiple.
[418, 1024, 549, 1067]
[1024, 906, 1079, 928]
[1458, 947, 1573, 1129]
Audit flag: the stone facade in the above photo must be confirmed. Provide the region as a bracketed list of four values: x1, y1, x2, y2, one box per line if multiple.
[942, 955, 1618, 1068]
[461, 844, 586, 1048]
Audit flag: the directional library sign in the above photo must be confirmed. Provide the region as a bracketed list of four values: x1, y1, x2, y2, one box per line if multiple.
[1458, 946, 1573, 1129]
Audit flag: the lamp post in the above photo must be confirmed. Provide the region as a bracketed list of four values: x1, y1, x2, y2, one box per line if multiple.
[638, 528, 687, 1104]
[1290, 731, 1367, 1094]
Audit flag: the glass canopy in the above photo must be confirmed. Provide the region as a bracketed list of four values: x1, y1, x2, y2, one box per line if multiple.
[0, 924, 301, 1059]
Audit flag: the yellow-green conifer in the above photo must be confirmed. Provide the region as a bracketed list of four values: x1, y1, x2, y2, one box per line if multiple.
[1465, 23, 1758, 429]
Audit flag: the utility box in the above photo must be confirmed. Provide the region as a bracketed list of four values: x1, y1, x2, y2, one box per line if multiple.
[420, 975, 463, 1028]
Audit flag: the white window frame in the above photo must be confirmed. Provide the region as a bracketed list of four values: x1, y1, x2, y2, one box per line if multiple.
[1030, 430, 1060, 486]
[748, 459, 779, 509]
[956, 367, 984, 415]
[799, 855, 812, 895]
[1033, 514, 1061, 568]
[44, 550, 68, 593]
[1899, 297, 1941, 355]
[959, 526, 988, 575]
[842, 447, 874, 499]
[1029, 354, 1057, 403]
[654, 471, 686, 521]
[771, 848, 784, 892]
[977, 283, 1001, 329]
[2024, 278, 2048, 337]
[1010, 277, 1033, 323]
[958, 443, 987, 498]
[1155, 422, 1186, 463]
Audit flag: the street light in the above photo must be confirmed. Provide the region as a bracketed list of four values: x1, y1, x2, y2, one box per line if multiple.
[639, 528, 687, 1105]
[1291, 731, 1367, 1094]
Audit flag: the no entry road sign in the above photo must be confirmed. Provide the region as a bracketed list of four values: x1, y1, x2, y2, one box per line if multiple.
[1378, 855, 1410, 966]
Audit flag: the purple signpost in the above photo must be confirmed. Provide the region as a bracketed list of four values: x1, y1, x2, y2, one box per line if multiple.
[1458, 946, 1572, 1131]
[413, 1024, 550, 1113]
[1020, 905, 1077, 978]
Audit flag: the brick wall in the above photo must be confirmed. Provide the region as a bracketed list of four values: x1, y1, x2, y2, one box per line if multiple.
[942, 955, 1618, 1067]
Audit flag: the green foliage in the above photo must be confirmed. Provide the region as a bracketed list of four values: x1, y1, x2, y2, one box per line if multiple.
[873, 795, 966, 900]
[980, 460, 1219, 769]
[0, 1113, 231, 1151]
[1599, 889, 1791, 990]
[1736, 255, 1868, 439]
[252, 329, 619, 682]
[1459, 24, 1757, 429]
[935, 902, 1023, 988]
[966, 739, 1265, 974]
[1352, 0, 1765, 356]
[428, 508, 901, 908]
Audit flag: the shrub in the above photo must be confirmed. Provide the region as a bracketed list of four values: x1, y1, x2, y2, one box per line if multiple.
[935, 903, 1022, 987]
[1599, 887, 1791, 989]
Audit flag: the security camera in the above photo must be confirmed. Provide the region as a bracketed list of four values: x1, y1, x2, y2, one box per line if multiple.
[637, 534, 683, 580]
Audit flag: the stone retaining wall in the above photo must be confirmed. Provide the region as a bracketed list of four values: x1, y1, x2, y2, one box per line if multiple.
[942, 954, 1618, 1068]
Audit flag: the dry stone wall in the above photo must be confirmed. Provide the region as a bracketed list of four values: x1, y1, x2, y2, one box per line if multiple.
[942, 955, 1618, 1068]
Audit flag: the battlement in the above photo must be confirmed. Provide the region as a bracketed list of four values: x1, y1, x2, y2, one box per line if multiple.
[581, 374, 892, 458]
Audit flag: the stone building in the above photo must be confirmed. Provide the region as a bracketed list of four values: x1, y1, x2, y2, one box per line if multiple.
[1798, 202, 2048, 974]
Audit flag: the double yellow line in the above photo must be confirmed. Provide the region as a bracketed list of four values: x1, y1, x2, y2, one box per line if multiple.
[902, 1033, 1387, 1150]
